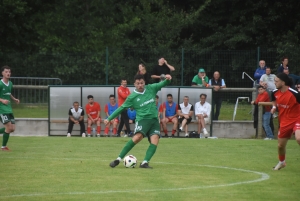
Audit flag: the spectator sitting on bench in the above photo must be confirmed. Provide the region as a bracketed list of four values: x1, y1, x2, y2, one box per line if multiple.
[104, 94, 119, 136]
[177, 96, 194, 137]
[85, 95, 101, 137]
[195, 93, 211, 138]
[67, 101, 86, 137]
[127, 108, 136, 124]
[161, 94, 178, 137]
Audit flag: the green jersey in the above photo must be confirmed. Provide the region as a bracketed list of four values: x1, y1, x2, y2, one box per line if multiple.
[192, 75, 209, 86]
[0, 80, 13, 114]
[107, 79, 171, 122]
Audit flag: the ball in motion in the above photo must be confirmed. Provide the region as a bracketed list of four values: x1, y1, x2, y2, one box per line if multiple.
[160, 74, 166, 81]
[123, 155, 137, 168]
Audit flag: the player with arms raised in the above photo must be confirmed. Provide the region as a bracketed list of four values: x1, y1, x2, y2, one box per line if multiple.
[105, 74, 172, 168]
[271, 73, 300, 170]
[0, 66, 20, 151]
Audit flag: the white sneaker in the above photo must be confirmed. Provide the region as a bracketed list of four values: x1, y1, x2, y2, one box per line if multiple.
[124, 134, 128, 137]
[185, 133, 189, 137]
[82, 133, 86, 137]
[264, 137, 270, 140]
[273, 161, 286, 170]
[179, 127, 183, 132]
[87, 134, 91, 137]
[203, 129, 209, 138]
[67, 133, 71, 137]
[97, 134, 100, 137]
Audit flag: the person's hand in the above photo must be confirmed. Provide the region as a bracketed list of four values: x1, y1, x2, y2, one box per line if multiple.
[183, 114, 190, 119]
[14, 99, 20, 104]
[251, 101, 254, 105]
[165, 74, 172, 80]
[270, 106, 276, 114]
[0, 99, 9, 105]
[74, 120, 79, 124]
[213, 85, 220, 91]
[104, 119, 109, 126]
[164, 59, 168, 65]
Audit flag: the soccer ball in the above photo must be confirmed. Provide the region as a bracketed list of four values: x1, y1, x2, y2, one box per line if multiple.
[123, 155, 137, 168]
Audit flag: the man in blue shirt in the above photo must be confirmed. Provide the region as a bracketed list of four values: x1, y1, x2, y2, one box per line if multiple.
[254, 60, 266, 83]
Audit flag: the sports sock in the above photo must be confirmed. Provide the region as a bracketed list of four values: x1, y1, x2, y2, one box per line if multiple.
[87, 127, 91, 134]
[113, 128, 117, 134]
[0, 128, 5, 134]
[164, 130, 168, 134]
[2, 132, 10, 147]
[104, 127, 109, 134]
[143, 143, 157, 162]
[279, 155, 285, 162]
[97, 126, 101, 134]
[119, 139, 136, 159]
[172, 129, 176, 134]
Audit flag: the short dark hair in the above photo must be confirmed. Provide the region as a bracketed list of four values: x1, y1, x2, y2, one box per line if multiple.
[87, 95, 93, 99]
[1, 65, 10, 72]
[73, 101, 79, 105]
[121, 79, 127, 82]
[257, 85, 265, 90]
[134, 74, 145, 81]
[156, 95, 159, 99]
[281, 56, 288, 62]
[276, 73, 293, 87]
[200, 94, 207, 98]
[109, 94, 115, 98]
[265, 66, 271, 70]
[167, 94, 172, 98]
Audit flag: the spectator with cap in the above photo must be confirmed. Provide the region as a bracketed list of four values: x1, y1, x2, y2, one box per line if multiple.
[191, 68, 209, 87]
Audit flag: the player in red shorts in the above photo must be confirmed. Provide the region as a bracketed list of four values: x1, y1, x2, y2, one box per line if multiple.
[161, 94, 178, 137]
[104, 94, 119, 136]
[85, 95, 101, 137]
[271, 73, 300, 170]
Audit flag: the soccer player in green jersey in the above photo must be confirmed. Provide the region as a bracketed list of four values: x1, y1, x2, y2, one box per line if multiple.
[0, 66, 20, 151]
[104, 73, 172, 168]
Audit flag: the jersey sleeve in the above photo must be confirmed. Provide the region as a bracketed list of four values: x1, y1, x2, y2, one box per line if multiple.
[81, 109, 85, 116]
[149, 79, 171, 93]
[271, 91, 277, 101]
[190, 105, 194, 111]
[68, 108, 72, 115]
[205, 76, 209, 82]
[178, 104, 182, 110]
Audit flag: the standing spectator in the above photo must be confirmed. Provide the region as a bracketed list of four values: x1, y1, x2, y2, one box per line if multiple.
[209, 71, 226, 120]
[251, 85, 274, 140]
[260, 67, 276, 91]
[277, 57, 289, 73]
[161, 94, 178, 137]
[104, 94, 119, 136]
[191, 68, 209, 87]
[254, 60, 266, 83]
[177, 96, 194, 137]
[271, 73, 300, 170]
[105, 74, 172, 169]
[195, 94, 211, 137]
[0, 66, 20, 151]
[85, 95, 101, 137]
[67, 101, 85, 137]
[151, 57, 175, 83]
[137, 64, 150, 85]
[117, 79, 131, 137]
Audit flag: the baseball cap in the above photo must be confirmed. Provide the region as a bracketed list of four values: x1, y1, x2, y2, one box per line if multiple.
[199, 68, 205, 73]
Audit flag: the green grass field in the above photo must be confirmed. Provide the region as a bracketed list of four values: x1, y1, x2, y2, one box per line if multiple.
[0, 137, 299, 201]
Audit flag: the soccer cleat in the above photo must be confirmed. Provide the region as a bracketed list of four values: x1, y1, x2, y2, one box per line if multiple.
[139, 162, 153, 169]
[87, 134, 91, 137]
[67, 133, 71, 137]
[82, 133, 86, 137]
[273, 161, 286, 170]
[203, 129, 209, 138]
[1, 146, 10, 151]
[97, 134, 100, 137]
[109, 160, 120, 168]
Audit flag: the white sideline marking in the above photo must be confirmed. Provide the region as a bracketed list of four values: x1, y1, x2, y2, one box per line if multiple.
[0, 158, 270, 198]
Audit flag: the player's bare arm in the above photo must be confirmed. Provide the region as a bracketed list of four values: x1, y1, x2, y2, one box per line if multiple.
[0, 98, 10, 105]
[10, 95, 20, 104]
[164, 60, 175, 71]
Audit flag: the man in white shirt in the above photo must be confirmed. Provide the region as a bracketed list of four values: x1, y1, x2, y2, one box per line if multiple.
[260, 67, 276, 91]
[177, 96, 194, 137]
[67, 101, 86, 137]
[194, 94, 211, 137]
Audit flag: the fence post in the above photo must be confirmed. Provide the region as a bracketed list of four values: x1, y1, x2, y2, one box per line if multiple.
[181, 48, 184, 86]
[106, 47, 109, 85]
[257, 104, 263, 138]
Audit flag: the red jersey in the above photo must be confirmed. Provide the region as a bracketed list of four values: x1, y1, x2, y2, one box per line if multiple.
[272, 88, 300, 127]
[85, 102, 101, 119]
[117, 86, 130, 106]
[254, 91, 271, 112]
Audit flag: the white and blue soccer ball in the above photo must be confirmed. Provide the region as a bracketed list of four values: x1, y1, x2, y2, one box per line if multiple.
[123, 155, 137, 168]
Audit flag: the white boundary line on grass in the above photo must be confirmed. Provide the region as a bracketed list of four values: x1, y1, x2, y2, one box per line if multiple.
[0, 158, 270, 198]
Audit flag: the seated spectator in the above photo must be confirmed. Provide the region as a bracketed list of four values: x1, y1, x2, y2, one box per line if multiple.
[191, 68, 209, 87]
[67, 101, 86, 137]
[254, 60, 266, 83]
[260, 67, 276, 91]
[277, 57, 289, 73]
[137, 63, 150, 85]
[177, 96, 194, 137]
[127, 108, 136, 124]
[251, 85, 274, 140]
[161, 94, 178, 137]
[104, 94, 119, 136]
[209, 71, 226, 120]
[194, 94, 211, 137]
[85, 95, 101, 137]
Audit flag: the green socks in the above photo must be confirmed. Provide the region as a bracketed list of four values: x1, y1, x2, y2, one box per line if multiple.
[2, 132, 10, 147]
[119, 139, 136, 159]
[0, 128, 5, 134]
[143, 143, 157, 162]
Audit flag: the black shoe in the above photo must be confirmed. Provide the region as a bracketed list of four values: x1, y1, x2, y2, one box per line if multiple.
[178, 128, 182, 132]
[139, 162, 153, 169]
[116, 134, 120, 137]
[164, 134, 168, 137]
[171, 134, 175, 138]
[109, 160, 120, 168]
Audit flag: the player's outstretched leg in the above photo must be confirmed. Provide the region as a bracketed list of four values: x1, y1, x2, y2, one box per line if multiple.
[109, 139, 136, 168]
[109, 159, 120, 168]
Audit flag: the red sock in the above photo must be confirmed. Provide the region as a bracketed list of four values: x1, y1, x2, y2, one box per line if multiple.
[164, 130, 168, 134]
[104, 127, 109, 134]
[97, 126, 101, 134]
[172, 129, 176, 134]
[87, 127, 91, 134]
[279, 155, 285, 162]
[113, 128, 117, 134]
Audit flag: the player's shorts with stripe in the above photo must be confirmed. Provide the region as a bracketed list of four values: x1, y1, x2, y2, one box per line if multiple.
[134, 119, 160, 137]
[0, 113, 15, 124]
[278, 120, 300, 138]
